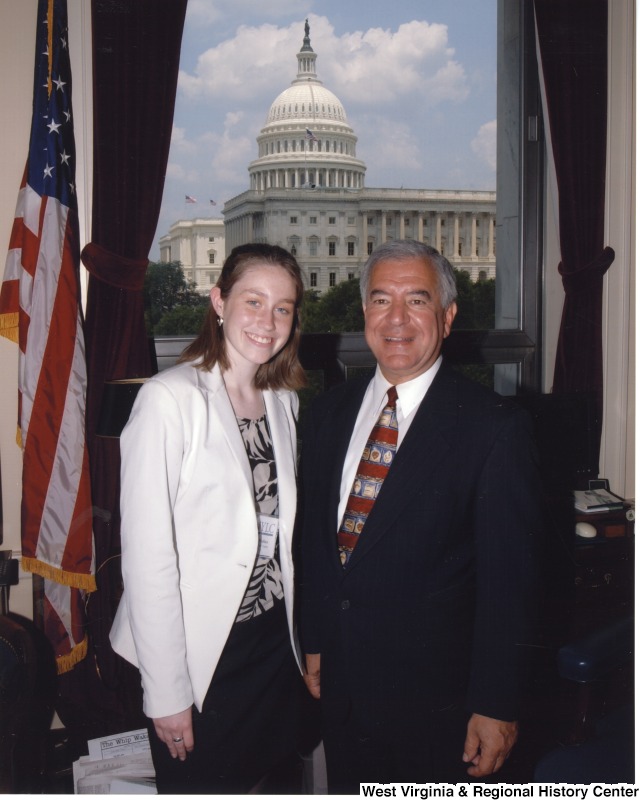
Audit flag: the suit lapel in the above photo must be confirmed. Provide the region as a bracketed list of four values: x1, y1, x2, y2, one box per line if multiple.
[345, 364, 460, 571]
[196, 364, 254, 492]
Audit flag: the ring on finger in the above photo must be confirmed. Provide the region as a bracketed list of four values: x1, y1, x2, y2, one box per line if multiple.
[172, 737, 183, 743]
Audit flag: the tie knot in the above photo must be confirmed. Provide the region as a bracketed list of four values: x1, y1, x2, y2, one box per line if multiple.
[386, 386, 398, 408]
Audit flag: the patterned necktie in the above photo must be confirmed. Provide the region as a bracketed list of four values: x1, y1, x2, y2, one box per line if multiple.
[337, 386, 398, 566]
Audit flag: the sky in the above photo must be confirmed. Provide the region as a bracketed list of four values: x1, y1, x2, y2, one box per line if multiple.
[150, 0, 497, 260]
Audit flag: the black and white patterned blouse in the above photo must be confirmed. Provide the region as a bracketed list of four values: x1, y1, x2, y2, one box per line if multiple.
[234, 414, 285, 623]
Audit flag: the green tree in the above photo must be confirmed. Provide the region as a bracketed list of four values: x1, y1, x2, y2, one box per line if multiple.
[452, 270, 495, 331]
[144, 260, 208, 334]
[301, 278, 364, 333]
[154, 304, 209, 336]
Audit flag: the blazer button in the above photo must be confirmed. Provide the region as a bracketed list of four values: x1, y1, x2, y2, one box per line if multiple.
[341, 600, 350, 610]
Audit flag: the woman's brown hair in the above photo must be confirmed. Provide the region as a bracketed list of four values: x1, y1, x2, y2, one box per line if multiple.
[179, 243, 306, 391]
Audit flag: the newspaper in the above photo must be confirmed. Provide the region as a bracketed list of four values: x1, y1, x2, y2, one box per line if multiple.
[73, 728, 156, 794]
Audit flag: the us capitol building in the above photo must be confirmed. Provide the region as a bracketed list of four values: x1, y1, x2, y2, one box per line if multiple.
[159, 21, 496, 294]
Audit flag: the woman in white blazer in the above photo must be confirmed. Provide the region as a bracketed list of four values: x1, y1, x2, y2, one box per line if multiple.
[110, 244, 307, 793]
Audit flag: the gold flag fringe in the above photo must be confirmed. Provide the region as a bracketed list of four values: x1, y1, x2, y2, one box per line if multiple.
[21, 556, 97, 593]
[57, 634, 88, 674]
[0, 312, 19, 344]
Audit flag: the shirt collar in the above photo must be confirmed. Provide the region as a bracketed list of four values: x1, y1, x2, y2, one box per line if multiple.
[372, 355, 443, 418]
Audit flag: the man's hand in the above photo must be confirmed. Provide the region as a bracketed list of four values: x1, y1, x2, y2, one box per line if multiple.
[304, 653, 321, 699]
[153, 707, 194, 761]
[462, 713, 518, 777]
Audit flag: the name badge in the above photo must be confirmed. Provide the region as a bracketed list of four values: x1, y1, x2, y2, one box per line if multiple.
[258, 514, 278, 560]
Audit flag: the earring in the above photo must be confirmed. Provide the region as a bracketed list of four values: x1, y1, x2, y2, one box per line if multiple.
[217, 317, 223, 327]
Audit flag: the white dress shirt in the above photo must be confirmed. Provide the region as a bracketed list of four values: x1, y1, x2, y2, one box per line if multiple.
[337, 356, 443, 529]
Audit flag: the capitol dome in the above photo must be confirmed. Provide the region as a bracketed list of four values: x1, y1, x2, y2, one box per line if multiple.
[249, 21, 366, 191]
[266, 82, 348, 127]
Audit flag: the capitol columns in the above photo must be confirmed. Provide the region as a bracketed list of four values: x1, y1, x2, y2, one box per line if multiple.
[452, 214, 460, 258]
[434, 213, 442, 253]
[470, 213, 477, 260]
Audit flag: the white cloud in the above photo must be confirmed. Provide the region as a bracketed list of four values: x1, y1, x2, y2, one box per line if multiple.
[170, 126, 198, 155]
[200, 113, 256, 194]
[355, 115, 422, 182]
[321, 20, 467, 105]
[178, 22, 300, 101]
[471, 119, 496, 171]
[178, 15, 468, 110]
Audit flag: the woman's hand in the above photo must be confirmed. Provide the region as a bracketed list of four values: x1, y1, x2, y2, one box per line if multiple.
[152, 707, 194, 760]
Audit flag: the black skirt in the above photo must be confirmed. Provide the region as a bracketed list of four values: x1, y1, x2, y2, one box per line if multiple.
[149, 600, 304, 794]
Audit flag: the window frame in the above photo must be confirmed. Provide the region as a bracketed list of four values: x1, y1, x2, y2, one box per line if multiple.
[298, 0, 544, 394]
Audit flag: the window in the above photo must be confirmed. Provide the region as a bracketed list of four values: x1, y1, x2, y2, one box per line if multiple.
[310, 272, 318, 287]
[347, 272, 355, 281]
[367, 241, 374, 255]
[329, 241, 336, 256]
[290, 216, 297, 224]
[208, 252, 216, 264]
[309, 239, 318, 256]
[347, 241, 355, 256]
[328, 216, 336, 225]
[347, 216, 355, 226]
[310, 216, 317, 224]
[367, 217, 374, 225]
[329, 272, 336, 287]
[208, 236, 215, 242]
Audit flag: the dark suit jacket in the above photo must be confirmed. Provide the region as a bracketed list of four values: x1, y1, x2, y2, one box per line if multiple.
[298, 361, 542, 734]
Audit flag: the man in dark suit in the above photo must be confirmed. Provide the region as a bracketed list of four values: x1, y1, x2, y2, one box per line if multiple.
[298, 239, 541, 791]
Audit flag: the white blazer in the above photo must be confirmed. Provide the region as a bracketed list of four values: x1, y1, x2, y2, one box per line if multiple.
[109, 360, 301, 719]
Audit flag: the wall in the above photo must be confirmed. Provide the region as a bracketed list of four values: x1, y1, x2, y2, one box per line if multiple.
[0, 2, 37, 617]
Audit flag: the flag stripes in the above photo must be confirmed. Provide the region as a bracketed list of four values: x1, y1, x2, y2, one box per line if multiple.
[0, 0, 95, 673]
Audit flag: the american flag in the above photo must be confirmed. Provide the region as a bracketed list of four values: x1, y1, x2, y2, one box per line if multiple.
[305, 128, 319, 142]
[0, 0, 95, 673]
[185, 194, 197, 203]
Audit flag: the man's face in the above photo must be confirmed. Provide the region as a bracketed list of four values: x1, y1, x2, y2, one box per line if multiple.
[363, 257, 457, 385]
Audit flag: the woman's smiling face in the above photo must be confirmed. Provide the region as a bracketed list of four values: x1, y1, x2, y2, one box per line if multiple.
[210, 263, 297, 373]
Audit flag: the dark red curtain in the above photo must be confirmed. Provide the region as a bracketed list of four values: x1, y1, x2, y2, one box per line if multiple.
[534, 0, 614, 447]
[76, 0, 187, 728]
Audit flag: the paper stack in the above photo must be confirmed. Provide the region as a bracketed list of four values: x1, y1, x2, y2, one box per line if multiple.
[73, 727, 156, 794]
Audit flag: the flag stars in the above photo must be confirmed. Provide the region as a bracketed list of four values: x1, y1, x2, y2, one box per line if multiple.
[60, 150, 71, 166]
[47, 119, 62, 135]
[43, 164, 54, 179]
[63, 110, 71, 123]
[53, 76, 66, 92]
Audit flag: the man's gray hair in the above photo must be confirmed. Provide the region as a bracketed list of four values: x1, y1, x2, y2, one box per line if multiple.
[359, 239, 458, 309]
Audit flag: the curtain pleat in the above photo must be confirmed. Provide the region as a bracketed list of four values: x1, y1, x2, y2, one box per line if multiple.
[74, 0, 188, 724]
[534, 0, 614, 455]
